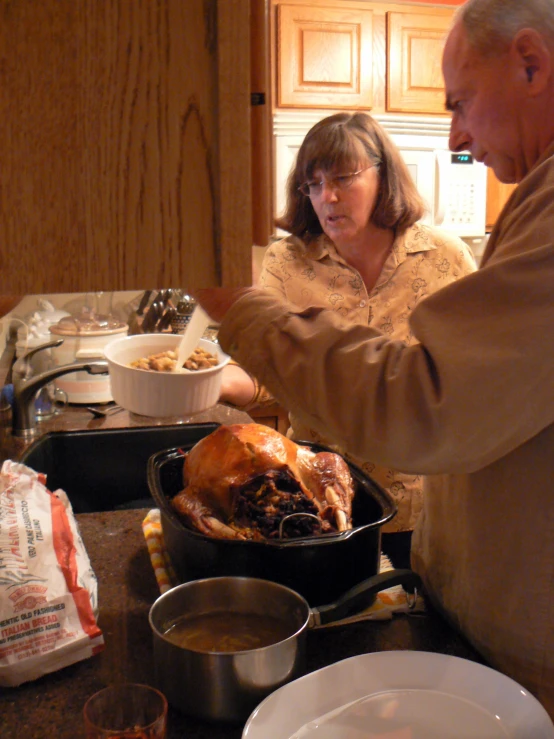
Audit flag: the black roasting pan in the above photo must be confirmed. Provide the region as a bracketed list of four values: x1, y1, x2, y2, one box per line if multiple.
[147, 438, 402, 607]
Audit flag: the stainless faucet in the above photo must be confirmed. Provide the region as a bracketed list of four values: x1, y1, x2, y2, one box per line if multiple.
[11, 338, 109, 439]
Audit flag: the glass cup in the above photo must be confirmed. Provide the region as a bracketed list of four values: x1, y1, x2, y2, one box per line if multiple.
[35, 384, 68, 421]
[83, 683, 168, 739]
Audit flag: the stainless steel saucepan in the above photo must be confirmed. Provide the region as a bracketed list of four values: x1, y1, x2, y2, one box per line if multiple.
[148, 572, 420, 723]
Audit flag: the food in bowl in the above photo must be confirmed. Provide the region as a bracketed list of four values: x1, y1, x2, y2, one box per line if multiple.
[171, 423, 355, 541]
[163, 610, 293, 652]
[129, 346, 218, 372]
[104, 334, 229, 417]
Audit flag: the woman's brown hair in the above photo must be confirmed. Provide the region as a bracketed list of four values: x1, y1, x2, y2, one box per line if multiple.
[275, 112, 426, 240]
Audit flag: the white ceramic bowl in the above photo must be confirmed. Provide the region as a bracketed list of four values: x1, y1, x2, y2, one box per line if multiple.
[104, 334, 229, 417]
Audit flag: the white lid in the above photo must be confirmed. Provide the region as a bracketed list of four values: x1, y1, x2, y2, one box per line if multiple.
[50, 314, 128, 336]
[17, 306, 71, 343]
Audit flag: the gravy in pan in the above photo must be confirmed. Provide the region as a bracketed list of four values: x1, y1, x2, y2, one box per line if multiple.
[163, 611, 293, 652]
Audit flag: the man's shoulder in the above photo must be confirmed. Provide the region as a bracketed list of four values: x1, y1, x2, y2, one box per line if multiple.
[498, 143, 554, 222]
[481, 145, 554, 264]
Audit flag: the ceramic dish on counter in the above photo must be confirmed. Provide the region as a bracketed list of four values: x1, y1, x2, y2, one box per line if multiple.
[50, 317, 128, 403]
[104, 334, 229, 417]
[242, 651, 554, 739]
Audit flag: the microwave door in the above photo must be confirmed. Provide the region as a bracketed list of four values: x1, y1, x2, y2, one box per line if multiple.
[434, 150, 449, 225]
[398, 147, 487, 237]
[274, 136, 486, 238]
[437, 151, 488, 237]
[397, 148, 437, 227]
[274, 135, 303, 236]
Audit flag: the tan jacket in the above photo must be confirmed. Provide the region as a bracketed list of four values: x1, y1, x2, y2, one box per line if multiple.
[259, 225, 476, 532]
[218, 142, 554, 715]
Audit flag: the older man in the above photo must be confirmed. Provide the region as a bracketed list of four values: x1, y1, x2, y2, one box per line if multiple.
[195, 0, 554, 716]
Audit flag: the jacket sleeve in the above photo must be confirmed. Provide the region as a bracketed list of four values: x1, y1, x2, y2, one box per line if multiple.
[218, 177, 554, 475]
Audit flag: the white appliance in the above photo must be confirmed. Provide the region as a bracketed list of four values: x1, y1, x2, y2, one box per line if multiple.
[49, 318, 129, 404]
[274, 112, 488, 239]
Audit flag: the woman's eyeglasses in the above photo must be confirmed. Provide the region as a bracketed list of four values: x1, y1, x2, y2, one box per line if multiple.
[298, 166, 371, 197]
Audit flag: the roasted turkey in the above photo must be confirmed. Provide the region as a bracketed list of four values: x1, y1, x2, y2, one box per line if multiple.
[171, 423, 356, 540]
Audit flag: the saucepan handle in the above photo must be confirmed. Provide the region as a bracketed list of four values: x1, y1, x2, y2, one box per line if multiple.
[310, 569, 422, 627]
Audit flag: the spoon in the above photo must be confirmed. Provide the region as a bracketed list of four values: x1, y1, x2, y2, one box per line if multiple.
[173, 305, 211, 372]
[85, 404, 125, 418]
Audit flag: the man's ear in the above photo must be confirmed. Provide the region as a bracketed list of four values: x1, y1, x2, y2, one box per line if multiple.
[513, 28, 552, 94]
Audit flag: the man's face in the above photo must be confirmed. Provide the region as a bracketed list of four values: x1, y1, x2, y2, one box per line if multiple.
[442, 22, 527, 183]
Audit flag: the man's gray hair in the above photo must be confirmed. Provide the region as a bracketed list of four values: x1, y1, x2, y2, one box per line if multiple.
[455, 0, 554, 55]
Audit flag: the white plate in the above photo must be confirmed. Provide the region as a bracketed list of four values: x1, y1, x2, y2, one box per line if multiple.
[242, 651, 554, 739]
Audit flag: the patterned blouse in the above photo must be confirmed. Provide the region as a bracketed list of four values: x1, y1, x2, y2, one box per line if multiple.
[258, 223, 477, 532]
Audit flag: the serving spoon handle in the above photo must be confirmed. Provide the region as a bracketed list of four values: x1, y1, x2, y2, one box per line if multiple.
[173, 305, 211, 371]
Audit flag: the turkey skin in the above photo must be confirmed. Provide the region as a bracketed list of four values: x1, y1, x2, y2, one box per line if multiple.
[171, 423, 355, 541]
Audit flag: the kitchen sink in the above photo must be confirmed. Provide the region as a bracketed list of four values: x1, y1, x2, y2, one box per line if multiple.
[19, 423, 219, 513]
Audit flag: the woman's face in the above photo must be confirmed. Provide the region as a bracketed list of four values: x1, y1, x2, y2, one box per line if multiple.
[306, 162, 380, 248]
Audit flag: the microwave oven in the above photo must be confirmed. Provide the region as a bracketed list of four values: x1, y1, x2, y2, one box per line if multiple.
[398, 148, 487, 237]
[274, 114, 488, 239]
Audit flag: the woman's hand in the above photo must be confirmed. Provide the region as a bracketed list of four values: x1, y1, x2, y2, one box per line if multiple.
[219, 364, 257, 408]
[193, 287, 256, 324]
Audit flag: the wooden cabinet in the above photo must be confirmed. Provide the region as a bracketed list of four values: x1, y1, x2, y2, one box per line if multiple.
[276, 3, 373, 109]
[0, 0, 269, 295]
[249, 401, 291, 436]
[387, 10, 453, 114]
[272, 1, 455, 116]
[400, 0, 462, 5]
[486, 170, 518, 232]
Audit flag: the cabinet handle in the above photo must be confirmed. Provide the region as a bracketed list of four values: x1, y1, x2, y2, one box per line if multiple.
[250, 92, 266, 106]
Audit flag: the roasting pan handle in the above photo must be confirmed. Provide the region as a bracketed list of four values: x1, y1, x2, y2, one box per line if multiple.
[309, 569, 422, 627]
[278, 512, 322, 539]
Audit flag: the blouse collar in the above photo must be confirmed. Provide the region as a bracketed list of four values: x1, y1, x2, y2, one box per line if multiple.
[304, 223, 438, 266]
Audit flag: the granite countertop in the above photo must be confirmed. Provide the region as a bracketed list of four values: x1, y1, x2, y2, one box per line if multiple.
[0, 399, 485, 738]
[0, 507, 484, 739]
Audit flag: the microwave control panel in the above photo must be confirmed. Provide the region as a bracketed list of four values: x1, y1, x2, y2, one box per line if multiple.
[441, 153, 487, 234]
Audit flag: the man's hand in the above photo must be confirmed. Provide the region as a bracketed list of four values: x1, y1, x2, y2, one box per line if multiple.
[192, 287, 256, 324]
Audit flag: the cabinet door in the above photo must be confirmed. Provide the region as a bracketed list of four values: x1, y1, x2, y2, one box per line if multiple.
[277, 3, 373, 109]
[486, 170, 518, 231]
[251, 0, 273, 247]
[249, 402, 291, 436]
[387, 10, 453, 114]
[0, 0, 255, 294]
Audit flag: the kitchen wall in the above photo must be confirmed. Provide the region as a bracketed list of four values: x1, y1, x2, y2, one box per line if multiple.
[0, 237, 272, 360]
[0, 240, 272, 361]
[0, 292, 143, 359]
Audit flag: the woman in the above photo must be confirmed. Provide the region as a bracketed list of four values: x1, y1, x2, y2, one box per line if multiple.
[220, 112, 476, 565]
